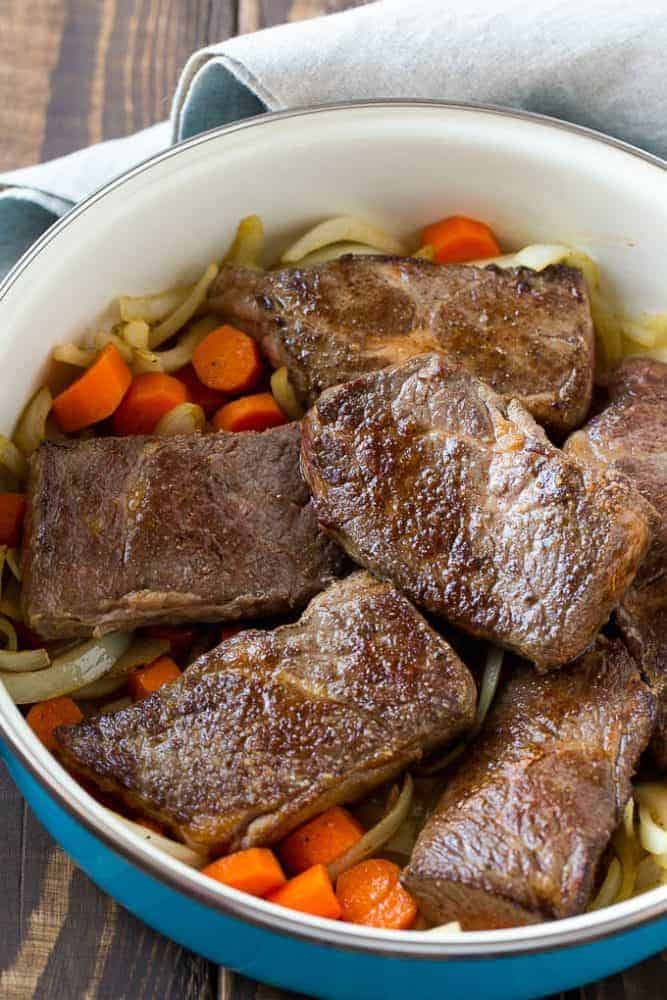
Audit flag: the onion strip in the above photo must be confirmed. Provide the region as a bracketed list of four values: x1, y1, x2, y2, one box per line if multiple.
[328, 774, 413, 881]
[638, 805, 667, 856]
[121, 319, 151, 350]
[288, 241, 387, 268]
[149, 263, 218, 349]
[102, 807, 208, 868]
[0, 435, 28, 481]
[281, 216, 406, 264]
[270, 367, 304, 420]
[13, 386, 53, 457]
[223, 215, 264, 269]
[134, 315, 220, 375]
[588, 858, 622, 911]
[119, 285, 193, 324]
[52, 343, 96, 367]
[0, 614, 17, 651]
[76, 636, 170, 699]
[1, 632, 131, 704]
[0, 648, 49, 673]
[94, 330, 133, 363]
[155, 403, 205, 436]
[6, 549, 21, 581]
[421, 645, 503, 775]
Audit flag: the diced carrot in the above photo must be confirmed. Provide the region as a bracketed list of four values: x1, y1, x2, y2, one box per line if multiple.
[173, 363, 227, 416]
[219, 623, 245, 643]
[141, 625, 196, 663]
[278, 807, 365, 874]
[0, 493, 26, 546]
[52, 344, 132, 432]
[335, 859, 417, 929]
[212, 393, 287, 433]
[192, 325, 264, 395]
[26, 696, 84, 752]
[421, 215, 500, 265]
[128, 656, 181, 700]
[202, 847, 286, 897]
[266, 863, 341, 920]
[112, 373, 189, 436]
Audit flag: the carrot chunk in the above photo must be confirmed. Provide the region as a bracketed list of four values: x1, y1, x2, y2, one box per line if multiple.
[112, 373, 189, 435]
[0, 493, 26, 546]
[52, 344, 132, 432]
[202, 848, 286, 897]
[212, 393, 287, 433]
[26, 696, 84, 752]
[192, 325, 264, 394]
[278, 807, 365, 874]
[174, 363, 227, 416]
[128, 656, 181, 701]
[421, 215, 500, 264]
[335, 858, 418, 930]
[266, 863, 341, 920]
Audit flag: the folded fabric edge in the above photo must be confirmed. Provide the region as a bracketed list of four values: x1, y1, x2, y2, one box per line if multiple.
[173, 55, 271, 142]
[0, 190, 72, 283]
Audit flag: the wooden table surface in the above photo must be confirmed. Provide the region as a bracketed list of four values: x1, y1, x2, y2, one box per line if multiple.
[0, 2, 665, 997]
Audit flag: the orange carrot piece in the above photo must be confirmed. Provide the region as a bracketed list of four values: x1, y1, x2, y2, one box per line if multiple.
[335, 858, 418, 929]
[26, 696, 84, 752]
[128, 655, 181, 701]
[278, 807, 365, 874]
[212, 393, 287, 433]
[0, 493, 26, 546]
[52, 344, 132, 432]
[266, 864, 342, 919]
[202, 848, 287, 897]
[192, 325, 264, 394]
[112, 372, 189, 436]
[421, 215, 500, 265]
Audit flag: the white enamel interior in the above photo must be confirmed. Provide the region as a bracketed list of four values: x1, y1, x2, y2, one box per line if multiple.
[0, 103, 666, 958]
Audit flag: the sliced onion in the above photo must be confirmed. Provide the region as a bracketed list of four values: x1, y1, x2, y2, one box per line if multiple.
[94, 330, 133, 363]
[149, 263, 218, 349]
[0, 435, 28, 481]
[13, 386, 53, 457]
[638, 805, 667, 856]
[328, 774, 413, 881]
[413, 244, 435, 261]
[421, 645, 503, 775]
[635, 784, 667, 830]
[289, 241, 387, 267]
[0, 648, 49, 673]
[1, 632, 131, 704]
[420, 921, 463, 936]
[633, 856, 666, 895]
[52, 343, 96, 367]
[132, 348, 163, 374]
[75, 636, 169, 699]
[6, 548, 21, 581]
[588, 858, 622, 911]
[270, 367, 303, 420]
[102, 807, 207, 868]
[0, 613, 17, 651]
[281, 216, 406, 264]
[119, 285, 193, 324]
[155, 403, 205, 436]
[121, 319, 151, 350]
[223, 215, 265, 269]
[612, 823, 640, 901]
[151, 316, 220, 372]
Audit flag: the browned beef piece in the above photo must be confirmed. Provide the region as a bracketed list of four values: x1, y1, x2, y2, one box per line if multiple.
[402, 638, 656, 929]
[565, 358, 667, 767]
[301, 354, 658, 671]
[22, 424, 346, 640]
[208, 257, 594, 435]
[55, 571, 477, 854]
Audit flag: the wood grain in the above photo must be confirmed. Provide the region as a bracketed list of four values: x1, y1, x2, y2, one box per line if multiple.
[0, 1, 664, 998]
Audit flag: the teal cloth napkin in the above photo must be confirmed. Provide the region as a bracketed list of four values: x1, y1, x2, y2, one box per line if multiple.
[1, 0, 666, 281]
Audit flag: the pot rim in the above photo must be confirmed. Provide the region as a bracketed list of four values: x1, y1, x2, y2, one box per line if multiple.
[1, 99, 665, 961]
